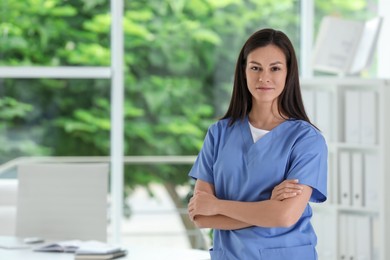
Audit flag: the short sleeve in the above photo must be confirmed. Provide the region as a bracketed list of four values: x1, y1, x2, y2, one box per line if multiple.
[286, 133, 328, 203]
[188, 126, 215, 185]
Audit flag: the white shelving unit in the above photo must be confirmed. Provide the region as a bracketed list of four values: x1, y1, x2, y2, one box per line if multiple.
[300, 77, 390, 260]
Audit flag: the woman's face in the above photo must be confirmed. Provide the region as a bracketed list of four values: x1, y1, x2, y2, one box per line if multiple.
[245, 44, 287, 105]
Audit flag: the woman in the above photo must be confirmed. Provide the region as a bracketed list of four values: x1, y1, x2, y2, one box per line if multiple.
[188, 28, 327, 259]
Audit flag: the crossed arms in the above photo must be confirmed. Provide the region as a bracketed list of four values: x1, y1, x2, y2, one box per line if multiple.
[188, 179, 312, 230]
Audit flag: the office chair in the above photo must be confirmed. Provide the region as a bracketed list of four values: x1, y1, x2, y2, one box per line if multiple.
[15, 163, 109, 242]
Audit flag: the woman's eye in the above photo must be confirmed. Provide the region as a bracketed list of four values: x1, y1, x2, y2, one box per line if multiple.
[251, 66, 261, 71]
[271, 66, 281, 71]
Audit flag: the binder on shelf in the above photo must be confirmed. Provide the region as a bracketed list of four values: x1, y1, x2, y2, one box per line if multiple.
[364, 153, 379, 209]
[339, 151, 351, 206]
[328, 151, 336, 204]
[301, 89, 316, 123]
[339, 214, 348, 260]
[315, 91, 332, 141]
[372, 217, 380, 259]
[360, 91, 377, 145]
[352, 152, 363, 207]
[345, 90, 360, 143]
[301, 78, 388, 260]
[347, 215, 356, 260]
[312, 211, 337, 259]
[355, 215, 373, 260]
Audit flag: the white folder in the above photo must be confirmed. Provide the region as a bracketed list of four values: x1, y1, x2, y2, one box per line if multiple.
[347, 215, 357, 260]
[315, 91, 332, 141]
[345, 90, 360, 143]
[339, 214, 348, 260]
[312, 210, 337, 259]
[352, 152, 363, 207]
[328, 151, 336, 204]
[302, 89, 316, 123]
[339, 151, 351, 206]
[355, 215, 372, 260]
[364, 154, 379, 209]
[360, 91, 377, 145]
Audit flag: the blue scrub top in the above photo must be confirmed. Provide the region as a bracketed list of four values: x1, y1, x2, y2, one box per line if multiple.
[189, 117, 327, 260]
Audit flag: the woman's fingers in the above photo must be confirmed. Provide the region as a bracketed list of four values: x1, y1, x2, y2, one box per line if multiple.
[273, 179, 301, 191]
[188, 191, 218, 220]
[274, 180, 303, 192]
[272, 190, 302, 200]
[271, 179, 304, 200]
[188, 199, 195, 220]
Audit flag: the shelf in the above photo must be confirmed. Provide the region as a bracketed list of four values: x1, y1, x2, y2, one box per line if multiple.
[301, 78, 389, 260]
[311, 203, 379, 215]
[328, 142, 380, 151]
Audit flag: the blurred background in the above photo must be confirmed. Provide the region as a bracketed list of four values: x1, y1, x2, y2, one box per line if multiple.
[0, 0, 388, 258]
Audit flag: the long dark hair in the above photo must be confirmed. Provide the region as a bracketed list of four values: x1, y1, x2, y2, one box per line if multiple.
[222, 28, 314, 128]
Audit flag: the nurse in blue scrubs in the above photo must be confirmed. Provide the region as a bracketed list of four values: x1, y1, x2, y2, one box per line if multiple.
[188, 28, 327, 260]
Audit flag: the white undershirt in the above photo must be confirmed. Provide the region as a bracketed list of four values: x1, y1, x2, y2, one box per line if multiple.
[249, 122, 270, 143]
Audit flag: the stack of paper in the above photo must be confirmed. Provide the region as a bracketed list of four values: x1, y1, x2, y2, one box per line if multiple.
[34, 240, 82, 253]
[33, 240, 127, 259]
[75, 241, 127, 260]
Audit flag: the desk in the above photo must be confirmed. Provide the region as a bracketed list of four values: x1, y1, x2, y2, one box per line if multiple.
[0, 237, 210, 260]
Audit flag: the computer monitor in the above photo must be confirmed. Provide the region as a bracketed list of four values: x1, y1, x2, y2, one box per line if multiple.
[16, 163, 109, 242]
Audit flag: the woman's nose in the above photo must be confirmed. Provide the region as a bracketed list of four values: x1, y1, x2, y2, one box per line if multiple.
[258, 73, 269, 82]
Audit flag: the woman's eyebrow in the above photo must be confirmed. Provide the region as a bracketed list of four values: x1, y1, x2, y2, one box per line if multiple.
[270, 61, 284, 66]
[248, 61, 284, 66]
[248, 61, 261, 65]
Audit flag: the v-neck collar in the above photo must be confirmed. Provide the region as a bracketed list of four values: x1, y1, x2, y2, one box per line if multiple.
[241, 116, 290, 144]
[239, 116, 292, 165]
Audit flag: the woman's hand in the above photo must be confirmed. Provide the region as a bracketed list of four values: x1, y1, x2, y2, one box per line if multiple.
[188, 190, 218, 221]
[271, 179, 304, 201]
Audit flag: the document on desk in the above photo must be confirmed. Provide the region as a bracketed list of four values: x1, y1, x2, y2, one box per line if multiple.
[34, 240, 126, 259]
[75, 241, 127, 260]
[34, 240, 82, 253]
[75, 250, 127, 260]
[0, 237, 30, 250]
